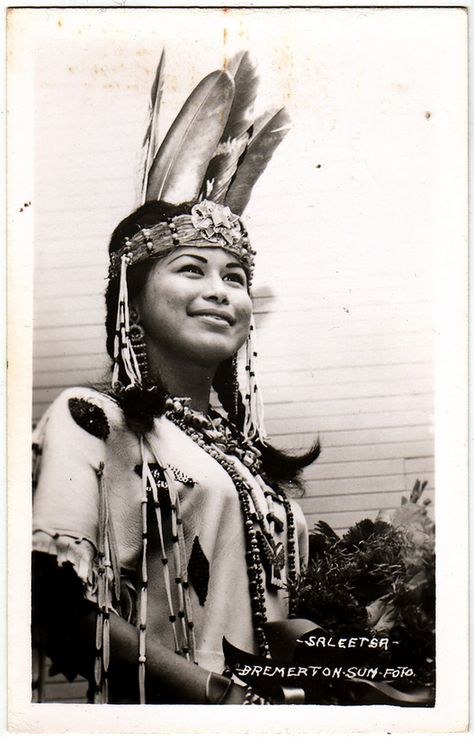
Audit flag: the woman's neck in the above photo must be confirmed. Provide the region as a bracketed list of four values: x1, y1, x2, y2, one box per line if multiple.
[147, 350, 215, 413]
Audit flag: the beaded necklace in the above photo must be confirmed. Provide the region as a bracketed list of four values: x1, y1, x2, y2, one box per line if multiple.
[162, 396, 298, 657]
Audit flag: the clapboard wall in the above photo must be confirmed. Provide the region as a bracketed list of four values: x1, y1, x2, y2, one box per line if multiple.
[29, 10, 440, 702]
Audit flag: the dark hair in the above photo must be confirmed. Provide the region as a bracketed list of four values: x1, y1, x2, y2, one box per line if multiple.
[105, 200, 320, 486]
[212, 356, 321, 491]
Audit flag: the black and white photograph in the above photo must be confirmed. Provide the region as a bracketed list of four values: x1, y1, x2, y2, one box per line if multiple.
[7, 6, 467, 732]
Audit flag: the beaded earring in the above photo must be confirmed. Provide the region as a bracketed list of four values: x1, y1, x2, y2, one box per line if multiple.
[129, 307, 149, 387]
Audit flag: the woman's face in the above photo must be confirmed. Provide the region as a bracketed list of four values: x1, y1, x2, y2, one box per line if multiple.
[134, 247, 252, 370]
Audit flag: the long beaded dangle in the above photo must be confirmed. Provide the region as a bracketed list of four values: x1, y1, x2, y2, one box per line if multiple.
[141, 453, 180, 654]
[94, 463, 113, 703]
[112, 253, 143, 388]
[242, 314, 266, 443]
[173, 489, 197, 663]
[168, 483, 194, 661]
[231, 353, 239, 422]
[144, 432, 196, 662]
[138, 437, 149, 703]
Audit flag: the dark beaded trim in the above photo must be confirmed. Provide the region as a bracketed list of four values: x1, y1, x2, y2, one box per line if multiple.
[68, 398, 110, 440]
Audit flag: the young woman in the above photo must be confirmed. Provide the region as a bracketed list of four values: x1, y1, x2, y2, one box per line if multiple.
[32, 54, 319, 705]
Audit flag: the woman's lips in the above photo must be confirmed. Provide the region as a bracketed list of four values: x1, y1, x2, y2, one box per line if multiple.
[190, 310, 234, 326]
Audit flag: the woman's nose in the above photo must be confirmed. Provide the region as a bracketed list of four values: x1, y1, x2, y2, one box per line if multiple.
[203, 275, 229, 304]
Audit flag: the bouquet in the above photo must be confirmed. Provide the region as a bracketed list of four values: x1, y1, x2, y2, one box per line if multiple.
[223, 480, 435, 706]
[289, 479, 435, 704]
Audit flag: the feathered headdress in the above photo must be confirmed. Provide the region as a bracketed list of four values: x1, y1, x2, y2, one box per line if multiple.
[111, 51, 290, 441]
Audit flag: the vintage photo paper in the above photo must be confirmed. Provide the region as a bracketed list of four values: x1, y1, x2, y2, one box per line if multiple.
[7, 6, 468, 733]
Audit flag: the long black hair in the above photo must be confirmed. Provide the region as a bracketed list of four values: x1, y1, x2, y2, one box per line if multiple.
[105, 200, 320, 489]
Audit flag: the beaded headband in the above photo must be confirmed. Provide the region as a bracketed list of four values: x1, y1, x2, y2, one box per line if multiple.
[109, 200, 256, 282]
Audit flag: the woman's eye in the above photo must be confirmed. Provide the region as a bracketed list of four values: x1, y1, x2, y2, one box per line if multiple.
[224, 272, 246, 286]
[179, 264, 203, 275]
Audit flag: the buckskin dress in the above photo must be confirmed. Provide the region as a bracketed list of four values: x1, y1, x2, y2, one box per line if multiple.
[32, 386, 308, 702]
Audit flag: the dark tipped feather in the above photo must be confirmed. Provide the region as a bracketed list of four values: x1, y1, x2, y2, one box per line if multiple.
[138, 51, 166, 204]
[225, 107, 291, 214]
[250, 107, 280, 138]
[202, 51, 258, 203]
[202, 135, 249, 203]
[222, 51, 258, 141]
[146, 70, 235, 204]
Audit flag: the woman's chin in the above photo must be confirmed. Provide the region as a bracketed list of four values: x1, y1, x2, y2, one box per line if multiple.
[184, 339, 241, 368]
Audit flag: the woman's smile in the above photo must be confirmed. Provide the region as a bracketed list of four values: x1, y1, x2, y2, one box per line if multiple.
[189, 307, 235, 326]
[135, 247, 252, 369]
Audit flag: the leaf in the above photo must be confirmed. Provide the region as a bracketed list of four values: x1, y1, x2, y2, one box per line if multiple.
[410, 478, 428, 503]
[315, 520, 340, 542]
[366, 597, 396, 631]
[146, 70, 234, 204]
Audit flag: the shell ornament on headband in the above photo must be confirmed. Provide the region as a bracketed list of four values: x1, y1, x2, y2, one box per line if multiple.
[111, 51, 290, 441]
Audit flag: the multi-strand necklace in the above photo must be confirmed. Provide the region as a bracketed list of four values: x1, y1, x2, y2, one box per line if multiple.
[163, 396, 298, 657]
